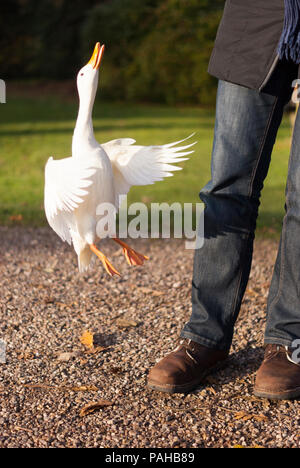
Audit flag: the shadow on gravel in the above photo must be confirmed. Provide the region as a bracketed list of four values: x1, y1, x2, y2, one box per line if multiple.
[93, 333, 118, 347]
[191, 345, 266, 394]
[222, 345, 265, 379]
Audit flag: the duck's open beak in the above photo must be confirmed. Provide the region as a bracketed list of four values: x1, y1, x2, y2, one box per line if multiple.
[88, 42, 105, 70]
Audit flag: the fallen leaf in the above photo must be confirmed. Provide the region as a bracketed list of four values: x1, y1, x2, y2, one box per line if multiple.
[79, 399, 113, 417]
[24, 384, 54, 390]
[234, 444, 264, 448]
[138, 287, 164, 296]
[13, 426, 33, 434]
[56, 352, 80, 362]
[138, 287, 154, 294]
[69, 385, 98, 392]
[253, 414, 269, 422]
[24, 383, 98, 393]
[80, 331, 94, 349]
[234, 411, 269, 422]
[242, 415, 253, 421]
[116, 318, 138, 328]
[234, 411, 248, 420]
[152, 290, 164, 297]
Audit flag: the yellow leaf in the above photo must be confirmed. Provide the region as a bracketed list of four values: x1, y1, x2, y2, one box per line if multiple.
[80, 330, 94, 349]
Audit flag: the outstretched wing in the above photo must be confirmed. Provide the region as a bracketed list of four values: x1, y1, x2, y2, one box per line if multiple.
[44, 156, 97, 244]
[102, 134, 196, 205]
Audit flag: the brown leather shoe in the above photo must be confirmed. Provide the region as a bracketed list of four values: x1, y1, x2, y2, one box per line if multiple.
[254, 344, 300, 400]
[147, 339, 229, 393]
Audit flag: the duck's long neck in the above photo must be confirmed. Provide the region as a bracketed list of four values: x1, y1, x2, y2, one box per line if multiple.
[72, 94, 96, 157]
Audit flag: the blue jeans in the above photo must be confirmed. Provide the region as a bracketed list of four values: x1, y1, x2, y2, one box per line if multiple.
[181, 62, 300, 351]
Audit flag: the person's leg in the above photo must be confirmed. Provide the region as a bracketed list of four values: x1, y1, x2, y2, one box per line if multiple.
[148, 62, 297, 394]
[180, 77, 293, 351]
[264, 100, 300, 346]
[255, 153, 300, 400]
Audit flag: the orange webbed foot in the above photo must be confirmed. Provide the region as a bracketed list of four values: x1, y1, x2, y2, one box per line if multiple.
[113, 239, 149, 266]
[90, 244, 121, 277]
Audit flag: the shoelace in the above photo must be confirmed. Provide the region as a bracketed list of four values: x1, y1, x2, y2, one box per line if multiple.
[266, 344, 300, 366]
[173, 339, 199, 364]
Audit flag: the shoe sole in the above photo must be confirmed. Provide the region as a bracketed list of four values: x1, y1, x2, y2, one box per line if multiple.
[254, 387, 300, 401]
[147, 358, 229, 394]
[147, 375, 206, 394]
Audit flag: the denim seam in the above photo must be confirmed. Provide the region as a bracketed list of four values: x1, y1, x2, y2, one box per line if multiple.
[247, 96, 279, 199]
[266, 204, 286, 313]
[228, 97, 279, 327]
[267, 102, 298, 313]
[228, 231, 250, 329]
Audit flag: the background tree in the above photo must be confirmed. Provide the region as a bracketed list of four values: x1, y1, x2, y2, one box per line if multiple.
[1, 0, 224, 104]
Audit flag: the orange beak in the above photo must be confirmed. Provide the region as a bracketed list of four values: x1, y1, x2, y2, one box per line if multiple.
[88, 42, 105, 70]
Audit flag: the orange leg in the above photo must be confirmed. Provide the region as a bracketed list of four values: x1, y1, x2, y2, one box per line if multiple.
[113, 238, 149, 266]
[90, 244, 121, 277]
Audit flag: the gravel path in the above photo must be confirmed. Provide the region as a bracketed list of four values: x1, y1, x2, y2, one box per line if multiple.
[0, 227, 299, 448]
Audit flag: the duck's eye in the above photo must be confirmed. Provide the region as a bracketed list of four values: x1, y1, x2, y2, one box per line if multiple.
[80, 73, 84, 76]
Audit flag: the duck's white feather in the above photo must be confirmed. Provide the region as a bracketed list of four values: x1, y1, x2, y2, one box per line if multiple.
[44, 156, 97, 244]
[102, 133, 196, 205]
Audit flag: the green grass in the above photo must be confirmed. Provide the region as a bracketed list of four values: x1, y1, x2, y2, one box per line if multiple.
[0, 91, 294, 237]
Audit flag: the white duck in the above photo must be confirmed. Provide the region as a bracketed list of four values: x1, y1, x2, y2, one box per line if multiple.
[44, 43, 196, 277]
